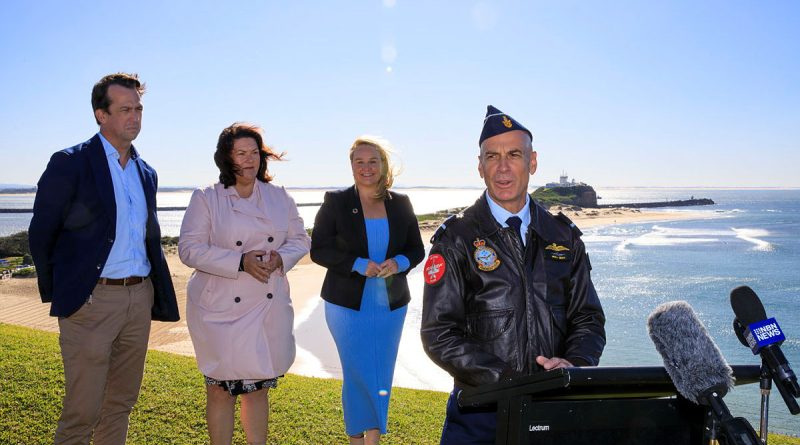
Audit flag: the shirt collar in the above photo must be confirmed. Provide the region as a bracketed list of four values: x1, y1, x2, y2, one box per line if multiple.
[221, 184, 239, 196]
[97, 132, 139, 160]
[485, 190, 531, 228]
[222, 182, 260, 199]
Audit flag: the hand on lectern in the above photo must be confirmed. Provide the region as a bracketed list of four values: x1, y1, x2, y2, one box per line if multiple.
[536, 356, 574, 370]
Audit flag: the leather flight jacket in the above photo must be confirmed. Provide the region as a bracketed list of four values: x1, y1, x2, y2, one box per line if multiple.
[421, 194, 606, 388]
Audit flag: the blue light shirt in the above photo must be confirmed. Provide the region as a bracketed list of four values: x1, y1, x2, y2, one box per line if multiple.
[351, 218, 410, 275]
[485, 191, 531, 247]
[99, 133, 151, 278]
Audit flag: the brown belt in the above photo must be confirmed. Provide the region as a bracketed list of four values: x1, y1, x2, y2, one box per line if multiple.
[97, 276, 147, 286]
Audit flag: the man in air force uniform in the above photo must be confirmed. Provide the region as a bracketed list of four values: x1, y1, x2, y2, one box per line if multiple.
[421, 105, 606, 444]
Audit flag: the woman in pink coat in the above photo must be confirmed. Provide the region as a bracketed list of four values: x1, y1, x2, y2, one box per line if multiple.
[178, 123, 310, 445]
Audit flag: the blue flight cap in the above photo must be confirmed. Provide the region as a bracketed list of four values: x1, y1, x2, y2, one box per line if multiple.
[479, 105, 533, 147]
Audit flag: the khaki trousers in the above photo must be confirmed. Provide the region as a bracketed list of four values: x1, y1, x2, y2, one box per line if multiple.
[54, 278, 154, 445]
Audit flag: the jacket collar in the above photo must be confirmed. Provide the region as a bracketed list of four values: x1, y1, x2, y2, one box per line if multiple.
[346, 185, 399, 255]
[97, 132, 140, 161]
[469, 191, 553, 240]
[346, 186, 368, 250]
[346, 184, 395, 212]
[87, 134, 117, 218]
[469, 192, 522, 238]
[220, 182, 269, 220]
[528, 200, 551, 240]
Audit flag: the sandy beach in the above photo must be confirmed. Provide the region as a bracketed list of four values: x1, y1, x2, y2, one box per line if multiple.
[0, 207, 709, 392]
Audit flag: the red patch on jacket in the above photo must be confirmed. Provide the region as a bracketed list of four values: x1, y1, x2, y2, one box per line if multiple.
[424, 254, 446, 285]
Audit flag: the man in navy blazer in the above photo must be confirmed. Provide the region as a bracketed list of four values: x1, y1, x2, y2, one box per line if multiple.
[29, 73, 179, 445]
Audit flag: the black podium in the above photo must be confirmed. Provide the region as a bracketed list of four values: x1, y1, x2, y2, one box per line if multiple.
[458, 365, 760, 445]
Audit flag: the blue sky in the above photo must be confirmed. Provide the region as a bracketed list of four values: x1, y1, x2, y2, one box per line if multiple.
[1, 1, 798, 188]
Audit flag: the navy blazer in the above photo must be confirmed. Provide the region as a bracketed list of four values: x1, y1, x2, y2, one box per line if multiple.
[310, 186, 425, 311]
[29, 134, 179, 321]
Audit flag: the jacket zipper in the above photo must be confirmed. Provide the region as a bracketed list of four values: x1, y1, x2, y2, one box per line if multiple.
[503, 229, 534, 374]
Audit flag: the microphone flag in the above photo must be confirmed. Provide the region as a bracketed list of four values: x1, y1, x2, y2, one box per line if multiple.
[744, 317, 785, 354]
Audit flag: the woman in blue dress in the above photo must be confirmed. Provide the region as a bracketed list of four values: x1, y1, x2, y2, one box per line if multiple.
[311, 136, 425, 444]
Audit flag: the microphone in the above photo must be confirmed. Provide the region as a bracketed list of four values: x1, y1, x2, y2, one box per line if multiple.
[731, 285, 800, 414]
[648, 301, 760, 444]
[732, 318, 750, 349]
[648, 301, 733, 403]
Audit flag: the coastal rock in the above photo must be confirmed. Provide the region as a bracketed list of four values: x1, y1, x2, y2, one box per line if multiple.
[532, 185, 598, 208]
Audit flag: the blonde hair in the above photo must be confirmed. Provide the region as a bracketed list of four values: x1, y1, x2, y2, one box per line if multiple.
[349, 135, 397, 200]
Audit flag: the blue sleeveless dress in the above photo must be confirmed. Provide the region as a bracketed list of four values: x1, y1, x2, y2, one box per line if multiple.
[324, 218, 408, 435]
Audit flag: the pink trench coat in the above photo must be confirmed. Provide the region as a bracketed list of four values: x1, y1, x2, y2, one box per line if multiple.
[178, 182, 311, 380]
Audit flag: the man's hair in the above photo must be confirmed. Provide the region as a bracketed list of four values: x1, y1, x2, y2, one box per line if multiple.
[479, 130, 533, 160]
[91, 73, 146, 125]
[349, 136, 398, 200]
[215, 122, 284, 187]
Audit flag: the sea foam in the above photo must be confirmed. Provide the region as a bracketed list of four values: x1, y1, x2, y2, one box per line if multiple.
[732, 227, 773, 251]
[607, 225, 772, 251]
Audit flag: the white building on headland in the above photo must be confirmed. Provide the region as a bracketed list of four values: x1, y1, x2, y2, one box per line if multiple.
[545, 172, 585, 188]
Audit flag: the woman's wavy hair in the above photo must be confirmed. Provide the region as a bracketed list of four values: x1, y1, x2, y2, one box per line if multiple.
[214, 123, 284, 187]
[349, 135, 398, 200]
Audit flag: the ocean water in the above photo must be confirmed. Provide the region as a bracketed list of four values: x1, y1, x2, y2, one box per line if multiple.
[394, 188, 799, 436]
[0, 188, 483, 237]
[583, 188, 800, 436]
[2, 187, 799, 435]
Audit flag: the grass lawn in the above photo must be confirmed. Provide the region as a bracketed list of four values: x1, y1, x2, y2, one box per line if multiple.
[0, 323, 446, 444]
[1, 323, 798, 444]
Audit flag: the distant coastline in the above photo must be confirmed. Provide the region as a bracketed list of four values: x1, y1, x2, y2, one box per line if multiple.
[596, 198, 715, 209]
[0, 188, 36, 194]
[3, 185, 800, 195]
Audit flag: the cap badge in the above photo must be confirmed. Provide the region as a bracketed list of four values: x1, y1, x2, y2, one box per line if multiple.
[473, 238, 500, 271]
[502, 116, 513, 128]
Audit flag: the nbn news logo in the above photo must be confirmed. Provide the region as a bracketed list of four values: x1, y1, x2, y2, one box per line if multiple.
[745, 317, 785, 353]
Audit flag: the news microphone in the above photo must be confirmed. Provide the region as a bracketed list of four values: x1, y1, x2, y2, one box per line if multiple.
[648, 301, 760, 444]
[648, 301, 733, 403]
[732, 318, 750, 349]
[731, 285, 800, 415]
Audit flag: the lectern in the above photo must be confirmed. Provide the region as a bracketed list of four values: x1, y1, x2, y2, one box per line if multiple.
[458, 365, 760, 445]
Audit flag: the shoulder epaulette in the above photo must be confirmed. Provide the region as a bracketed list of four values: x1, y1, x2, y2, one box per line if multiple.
[431, 214, 460, 243]
[555, 211, 583, 237]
